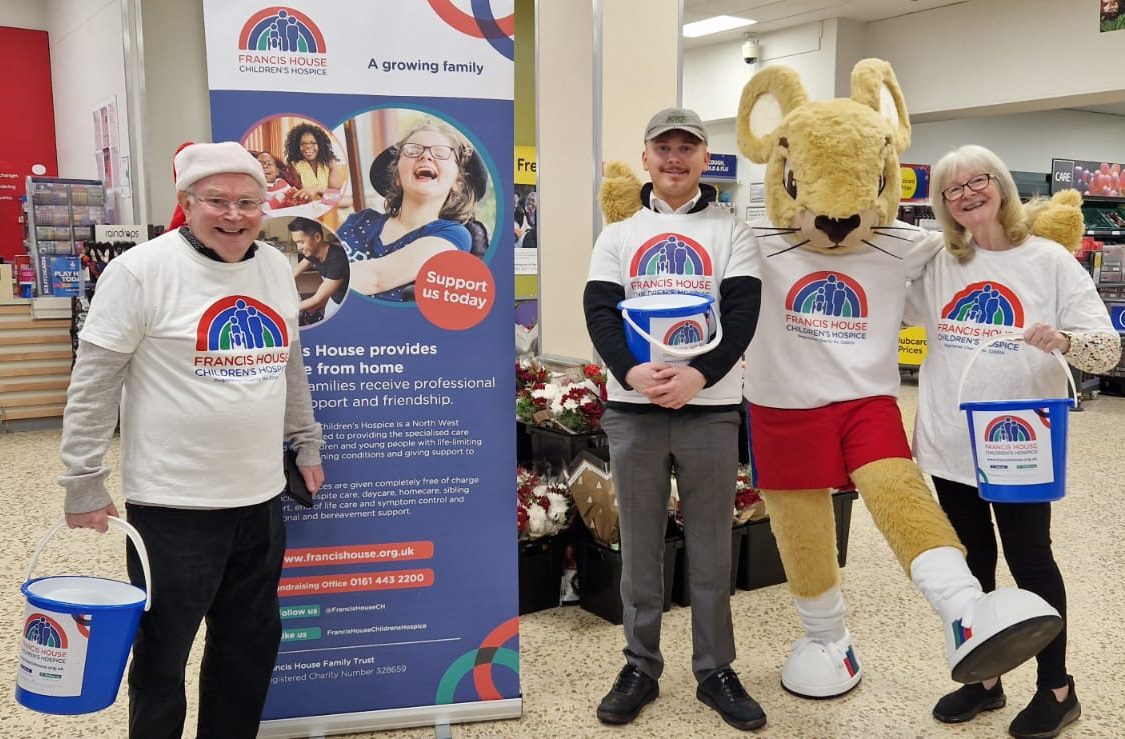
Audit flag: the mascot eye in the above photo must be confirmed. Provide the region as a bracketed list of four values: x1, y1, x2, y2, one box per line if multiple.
[877, 173, 886, 195]
[783, 161, 798, 199]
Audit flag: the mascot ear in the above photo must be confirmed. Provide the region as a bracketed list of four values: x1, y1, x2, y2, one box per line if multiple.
[1026, 189, 1085, 253]
[850, 58, 911, 154]
[599, 161, 643, 224]
[736, 66, 808, 164]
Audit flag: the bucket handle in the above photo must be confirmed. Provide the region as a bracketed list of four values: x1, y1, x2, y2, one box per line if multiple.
[25, 516, 152, 611]
[956, 333, 1078, 410]
[620, 305, 724, 358]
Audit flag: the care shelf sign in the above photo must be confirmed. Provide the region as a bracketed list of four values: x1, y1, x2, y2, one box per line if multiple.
[202, 2, 518, 735]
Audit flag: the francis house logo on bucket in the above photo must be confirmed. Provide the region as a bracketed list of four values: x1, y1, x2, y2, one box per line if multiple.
[237, 7, 328, 76]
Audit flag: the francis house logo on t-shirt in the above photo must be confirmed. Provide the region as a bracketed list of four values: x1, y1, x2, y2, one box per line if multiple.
[783, 271, 869, 345]
[628, 232, 714, 295]
[936, 281, 1025, 350]
[193, 296, 290, 383]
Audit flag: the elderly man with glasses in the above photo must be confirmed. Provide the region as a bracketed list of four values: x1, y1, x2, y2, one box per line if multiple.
[59, 141, 324, 739]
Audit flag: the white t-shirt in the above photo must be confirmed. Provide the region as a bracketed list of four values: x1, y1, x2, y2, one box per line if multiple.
[907, 235, 1115, 485]
[745, 221, 942, 408]
[79, 230, 300, 508]
[587, 206, 759, 405]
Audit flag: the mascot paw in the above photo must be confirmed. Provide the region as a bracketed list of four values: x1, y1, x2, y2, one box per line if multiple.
[599, 161, 643, 224]
[946, 589, 1062, 684]
[781, 632, 863, 698]
[1027, 189, 1085, 253]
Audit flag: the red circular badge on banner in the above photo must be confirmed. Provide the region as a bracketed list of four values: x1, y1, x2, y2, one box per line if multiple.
[415, 251, 495, 330]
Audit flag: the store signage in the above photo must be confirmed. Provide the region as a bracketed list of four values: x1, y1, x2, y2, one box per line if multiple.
[93, 225, 145, 242]
[704, 153, 738, 180]
[515, 145, 536, 185]
[203, 1, 518, 734]
[1051, 158, 1124, 197]
[900, 163, 930, 202]
[1109, 302, 1125, 335]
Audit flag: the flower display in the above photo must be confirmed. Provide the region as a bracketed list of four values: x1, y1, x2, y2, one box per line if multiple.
[517, 466, 573, 540]
[515, 358, 608, 434]
[733, 465, 766, 524]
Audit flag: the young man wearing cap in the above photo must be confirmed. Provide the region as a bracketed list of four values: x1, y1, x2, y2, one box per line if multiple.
[59, 141, 324, 738]
[584, 108, 764, 731]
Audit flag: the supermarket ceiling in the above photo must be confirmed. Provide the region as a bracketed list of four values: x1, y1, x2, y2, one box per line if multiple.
[682, 0, 1125, 117]
[681, 0, 968, 47]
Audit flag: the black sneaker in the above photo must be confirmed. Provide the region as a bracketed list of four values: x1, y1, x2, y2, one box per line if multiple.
[596, 664, 659, 725]
[696, 668, 767, 731]
[933, 679, 1007, 723]
[1009, 675, 1081, 739]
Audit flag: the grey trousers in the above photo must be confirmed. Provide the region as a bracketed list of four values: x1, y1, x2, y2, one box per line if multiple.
[601, 407, 740, 682]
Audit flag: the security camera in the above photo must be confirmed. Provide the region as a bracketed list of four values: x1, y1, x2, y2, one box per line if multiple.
[742, 38, 759, 65]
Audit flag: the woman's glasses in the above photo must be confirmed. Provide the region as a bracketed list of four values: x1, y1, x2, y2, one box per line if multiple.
[400, 143, 455, 160]
[941, 173, 994, 201]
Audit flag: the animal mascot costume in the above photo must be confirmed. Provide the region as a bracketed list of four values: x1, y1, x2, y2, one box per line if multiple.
[599, 58, 1085, 701]
[737, 58, 1068, 699]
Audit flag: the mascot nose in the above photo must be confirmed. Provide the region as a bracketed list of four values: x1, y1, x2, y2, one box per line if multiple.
[814, 214, 861, 244]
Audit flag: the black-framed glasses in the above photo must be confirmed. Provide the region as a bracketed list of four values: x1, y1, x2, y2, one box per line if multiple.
[400, 143, 455, 160]
[189, 193, 264, 214]
[941, 173, 995, 202]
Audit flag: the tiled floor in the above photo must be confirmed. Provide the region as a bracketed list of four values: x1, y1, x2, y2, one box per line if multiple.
[1, 383, 1122, 738]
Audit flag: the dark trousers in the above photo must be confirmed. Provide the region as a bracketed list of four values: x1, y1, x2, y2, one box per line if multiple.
[601, 407, 740, 682]
[125, 496, 286, 739]
[931, 476, 1067, 689]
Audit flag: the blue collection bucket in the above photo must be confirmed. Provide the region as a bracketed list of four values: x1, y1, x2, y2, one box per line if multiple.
[958, 335, 1077, 503]
[618, 293, 722, 364]
[16, 516, 152, 715]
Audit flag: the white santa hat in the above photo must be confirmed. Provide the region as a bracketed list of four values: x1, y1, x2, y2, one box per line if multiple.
[174, 141, 267, 193]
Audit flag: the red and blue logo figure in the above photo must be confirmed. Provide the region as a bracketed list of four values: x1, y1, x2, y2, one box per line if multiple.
[984, 415, 1036, 443]
[427, 0, 514, 60]
[785, 271, 868, 317]
[628, 233, 712, 277]
[24, 613, 67, 648]
[941, 281, 1024, 326]
[196, 296, 288, 351]
[239, 7, 326, 54]
[663, 320, 704, 347]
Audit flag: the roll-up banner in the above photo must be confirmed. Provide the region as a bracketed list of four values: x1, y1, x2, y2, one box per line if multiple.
[201, 3, 519, 735]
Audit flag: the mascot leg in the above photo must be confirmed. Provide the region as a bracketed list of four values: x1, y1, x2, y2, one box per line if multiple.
[850, 458, 1062, 683]
[761, 489, 862, 698]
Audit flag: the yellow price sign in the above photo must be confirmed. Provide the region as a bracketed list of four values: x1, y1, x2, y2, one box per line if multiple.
[898, 326, 927, 366]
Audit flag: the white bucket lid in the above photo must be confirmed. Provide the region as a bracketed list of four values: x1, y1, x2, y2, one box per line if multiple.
[619, 293, 711, 310]
[26, 576, 146, 608]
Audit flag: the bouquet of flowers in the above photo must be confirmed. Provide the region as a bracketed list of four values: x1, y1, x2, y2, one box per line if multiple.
[517, 466, 573, 540]
[516, 356, 553, 424]
[516, 358, 608, 434]
[733, 465, 766, 524]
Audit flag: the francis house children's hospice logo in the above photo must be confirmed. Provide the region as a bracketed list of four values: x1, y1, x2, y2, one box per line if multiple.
[237, 7, 328, 76]
[783, 271, 870, 344]
[627, 232, 715, 295]
[935, 281, 1025, 350]
[193, 296, 291, 383]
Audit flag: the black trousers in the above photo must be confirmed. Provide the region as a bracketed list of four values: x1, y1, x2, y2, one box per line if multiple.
[125, 496, 286, 739]
[931, 476, 1067, 690]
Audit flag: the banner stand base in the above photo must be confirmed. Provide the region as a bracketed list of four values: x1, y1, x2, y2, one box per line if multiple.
[258, 698, 522, 738]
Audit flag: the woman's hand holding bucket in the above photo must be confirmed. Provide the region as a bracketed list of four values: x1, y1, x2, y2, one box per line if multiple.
[65, 502, 120, 534]
[1023, 322, 1071, 355]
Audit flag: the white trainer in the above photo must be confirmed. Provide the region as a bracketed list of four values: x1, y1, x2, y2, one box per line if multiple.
[781, 631, 863, 698]
[945, 589, 1062, 684]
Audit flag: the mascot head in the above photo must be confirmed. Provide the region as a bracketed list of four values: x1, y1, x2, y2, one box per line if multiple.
[737, 58, 909, 254]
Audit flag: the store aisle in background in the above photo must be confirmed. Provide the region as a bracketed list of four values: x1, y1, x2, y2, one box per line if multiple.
[1, 383, 1123, 738]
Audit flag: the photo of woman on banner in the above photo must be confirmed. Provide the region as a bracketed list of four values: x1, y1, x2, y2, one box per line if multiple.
[335, 114, 494, 302]
[284, 122, 349, 204]
[242, 115, 350, 221]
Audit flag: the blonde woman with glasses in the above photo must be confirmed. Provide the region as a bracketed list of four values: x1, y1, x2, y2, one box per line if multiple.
[906, 144, 1120, 738]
